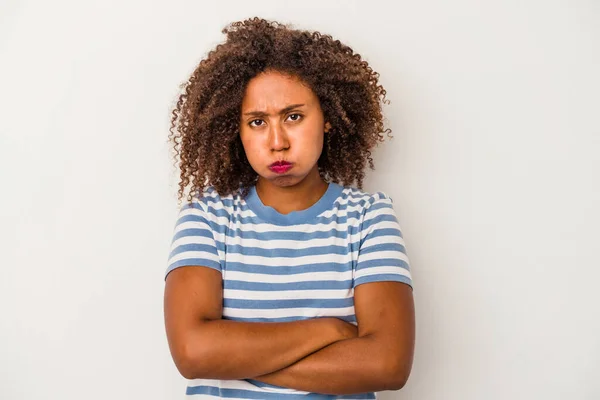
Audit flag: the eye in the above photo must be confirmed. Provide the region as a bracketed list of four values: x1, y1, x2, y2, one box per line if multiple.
[249, 119, 264, 127]
[287, 113, 303, 122]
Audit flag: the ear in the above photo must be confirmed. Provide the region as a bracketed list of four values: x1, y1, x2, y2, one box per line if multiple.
[324, 121, 332, 133]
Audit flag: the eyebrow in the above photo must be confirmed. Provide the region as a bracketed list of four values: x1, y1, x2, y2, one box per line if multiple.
[243, 103, 306, 117]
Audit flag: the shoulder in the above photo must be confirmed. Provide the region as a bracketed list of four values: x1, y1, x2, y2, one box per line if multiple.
[335, 185, 400, 238]
[337, 185, 395, 214]
[187, 186, 244, 215]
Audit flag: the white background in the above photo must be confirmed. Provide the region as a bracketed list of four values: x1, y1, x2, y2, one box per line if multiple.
[1, 0, 598, 399]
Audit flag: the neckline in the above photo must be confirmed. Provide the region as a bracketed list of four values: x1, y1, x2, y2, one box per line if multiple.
[244, 182, 343, 225]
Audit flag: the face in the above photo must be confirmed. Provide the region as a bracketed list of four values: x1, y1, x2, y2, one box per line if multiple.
[239, 69, 331, 188]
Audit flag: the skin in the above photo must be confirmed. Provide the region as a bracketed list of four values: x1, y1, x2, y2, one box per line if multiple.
[237, 69, 415, 392]
[163, 68, 416, 395]
[252, 281, 415, 394]
[239, 69, 332, 214]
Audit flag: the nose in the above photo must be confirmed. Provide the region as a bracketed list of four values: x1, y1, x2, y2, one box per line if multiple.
[268, 122, 289, 152]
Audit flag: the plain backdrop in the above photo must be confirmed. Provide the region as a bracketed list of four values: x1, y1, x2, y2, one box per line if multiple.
[1, 0, 599, 399]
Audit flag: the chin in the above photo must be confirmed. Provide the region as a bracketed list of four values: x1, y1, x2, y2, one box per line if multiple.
[269, 175, 300, 187]
[259, 170, 305, 188]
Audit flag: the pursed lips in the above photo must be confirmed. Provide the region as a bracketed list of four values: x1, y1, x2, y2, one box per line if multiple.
[268, 161, 293, 173]
[269, 160, 292, 167]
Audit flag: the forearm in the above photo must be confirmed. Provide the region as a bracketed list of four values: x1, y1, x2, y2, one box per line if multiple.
[252, 334, 407, 395]
[182, 317, 344, 380]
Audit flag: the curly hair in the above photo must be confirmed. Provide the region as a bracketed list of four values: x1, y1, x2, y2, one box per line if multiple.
[169, 17, 392, 205]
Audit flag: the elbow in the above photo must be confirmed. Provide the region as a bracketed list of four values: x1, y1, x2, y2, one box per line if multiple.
[179, 364, 196, 381]
[179, 356, 198, 380]
[173, 346, 197, 380]
[173, 342, 209, 380]
[379, 358, 412, 391]
[383, 368, 410, 391]
[386, 374, 409, 391]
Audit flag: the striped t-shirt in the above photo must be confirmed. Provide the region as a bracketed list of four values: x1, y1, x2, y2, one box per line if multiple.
[165, 182, 413, 399]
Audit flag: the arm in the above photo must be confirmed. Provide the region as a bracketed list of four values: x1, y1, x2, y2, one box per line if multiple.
[164, 265, 356, 380]
[252, 193, 416, 394]
[252, 281, 415, 394]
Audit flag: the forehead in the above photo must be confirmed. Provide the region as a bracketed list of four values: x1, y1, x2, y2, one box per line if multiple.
[241, 70, 317, 110]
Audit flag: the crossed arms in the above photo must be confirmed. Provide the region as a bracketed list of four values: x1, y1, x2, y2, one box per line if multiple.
[164, 266, 415, 395]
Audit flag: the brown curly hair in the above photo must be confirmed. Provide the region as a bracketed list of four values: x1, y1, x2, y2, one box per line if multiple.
[169, 17, 392, 205]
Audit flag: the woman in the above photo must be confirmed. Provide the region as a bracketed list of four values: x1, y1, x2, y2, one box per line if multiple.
[164, 17, 415, 399]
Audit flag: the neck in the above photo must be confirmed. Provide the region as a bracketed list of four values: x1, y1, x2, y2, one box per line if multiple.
[255, 168, 329, 215]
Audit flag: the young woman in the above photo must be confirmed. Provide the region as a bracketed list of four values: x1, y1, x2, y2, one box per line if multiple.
[164, 17, 415, 399]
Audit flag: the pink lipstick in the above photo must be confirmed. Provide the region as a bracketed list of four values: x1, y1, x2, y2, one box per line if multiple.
[268, 160, 293, 174]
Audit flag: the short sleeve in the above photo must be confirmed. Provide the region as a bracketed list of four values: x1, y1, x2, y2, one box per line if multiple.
[353, 193, 413, 289]
[164, 200, 222, 281]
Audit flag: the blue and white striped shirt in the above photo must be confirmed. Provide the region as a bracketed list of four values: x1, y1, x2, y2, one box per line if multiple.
[165, 182, 413, 399]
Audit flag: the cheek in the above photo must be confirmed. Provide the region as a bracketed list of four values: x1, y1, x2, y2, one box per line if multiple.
[240, 135, 262, 162]
[296, 126, 322, 143]
[308, 132, 325, 156]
